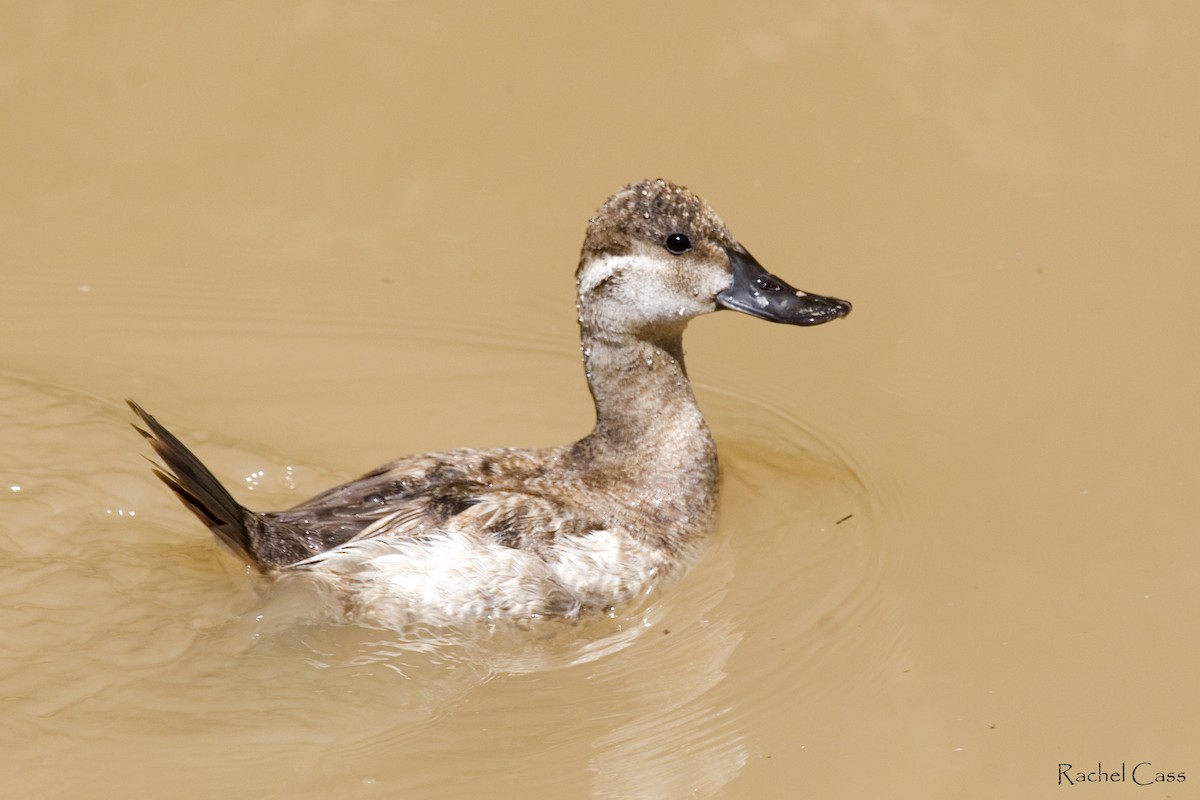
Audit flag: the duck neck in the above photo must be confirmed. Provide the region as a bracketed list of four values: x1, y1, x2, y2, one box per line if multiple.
[573, 323, 717, 478]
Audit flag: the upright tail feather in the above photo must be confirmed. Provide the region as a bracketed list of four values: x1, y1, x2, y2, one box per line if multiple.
[128, 400, 262, 569]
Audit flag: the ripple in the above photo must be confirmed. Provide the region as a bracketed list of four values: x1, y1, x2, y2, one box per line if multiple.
[694, 384, 908, 727]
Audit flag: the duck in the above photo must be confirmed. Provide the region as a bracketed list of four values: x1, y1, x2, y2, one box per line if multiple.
[130, 179, 851, 626]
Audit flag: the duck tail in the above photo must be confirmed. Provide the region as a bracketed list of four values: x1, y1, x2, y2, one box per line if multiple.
[128, 400, 263, 570]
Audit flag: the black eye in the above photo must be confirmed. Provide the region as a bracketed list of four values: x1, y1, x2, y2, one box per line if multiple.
[664, 233, 691, 254]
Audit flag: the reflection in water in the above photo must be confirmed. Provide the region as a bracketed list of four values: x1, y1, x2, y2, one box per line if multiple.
[586, 540, 748, 799]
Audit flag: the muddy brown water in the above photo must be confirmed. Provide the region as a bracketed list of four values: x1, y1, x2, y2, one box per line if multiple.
[2, 4, 1197, 798]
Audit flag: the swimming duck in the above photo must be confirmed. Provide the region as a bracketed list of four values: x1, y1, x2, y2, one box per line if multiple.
[130, 179, 851, 625]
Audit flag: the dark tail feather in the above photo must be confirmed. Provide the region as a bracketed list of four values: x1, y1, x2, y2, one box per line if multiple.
[128, 400, 262, 570]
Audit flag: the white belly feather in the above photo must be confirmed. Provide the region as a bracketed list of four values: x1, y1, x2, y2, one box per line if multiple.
[299, 529, 676, 627]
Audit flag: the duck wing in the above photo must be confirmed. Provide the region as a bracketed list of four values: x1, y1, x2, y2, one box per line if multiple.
[275, 478, 603, 571]
[261, 471, 492, 553]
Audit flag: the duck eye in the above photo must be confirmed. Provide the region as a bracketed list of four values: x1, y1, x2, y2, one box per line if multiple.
[664, 233, 692, 254]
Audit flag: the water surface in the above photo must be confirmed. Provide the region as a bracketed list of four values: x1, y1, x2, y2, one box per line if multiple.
[2, 3, 1197, 798]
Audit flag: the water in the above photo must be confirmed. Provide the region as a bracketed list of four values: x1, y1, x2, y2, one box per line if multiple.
[3, 3, 1198, 798]
[0, 362, 876, 799]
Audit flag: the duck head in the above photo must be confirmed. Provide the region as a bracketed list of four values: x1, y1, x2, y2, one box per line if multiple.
[576, 179, 851, 338]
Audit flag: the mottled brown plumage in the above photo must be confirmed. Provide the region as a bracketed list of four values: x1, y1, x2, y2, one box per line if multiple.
[131, 179, 851, 625]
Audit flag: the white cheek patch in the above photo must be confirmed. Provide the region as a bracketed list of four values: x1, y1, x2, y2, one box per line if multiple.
[578, 251, 732, 330]
[579, 254, 695, 321]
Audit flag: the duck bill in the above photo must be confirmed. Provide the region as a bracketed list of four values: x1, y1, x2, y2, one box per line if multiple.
[717, 247, 852, 326]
